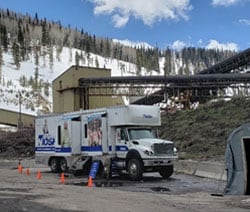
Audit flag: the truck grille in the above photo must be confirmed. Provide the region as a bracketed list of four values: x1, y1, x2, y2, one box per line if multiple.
[153, 143, 173, 155]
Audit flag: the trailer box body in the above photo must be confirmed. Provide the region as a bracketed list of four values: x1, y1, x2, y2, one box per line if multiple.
[108, 104, 160, 126]
[35, 105, 178, 180]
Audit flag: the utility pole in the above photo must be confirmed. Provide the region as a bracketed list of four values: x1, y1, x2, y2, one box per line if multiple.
[18, 91, 23, 130]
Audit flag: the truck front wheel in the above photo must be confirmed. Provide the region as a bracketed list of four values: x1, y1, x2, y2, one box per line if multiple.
[127, 158, 143, 181]
[159, 165, 174, 178]
[50, 158, 60, 173]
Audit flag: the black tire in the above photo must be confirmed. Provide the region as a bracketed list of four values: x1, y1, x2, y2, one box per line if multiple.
[100, 160, 111, 179]
[159, 165, 174, 178]
[59, 158, 68, 173]
[50, 158, 60, 173]
[127, 158, 143, 181]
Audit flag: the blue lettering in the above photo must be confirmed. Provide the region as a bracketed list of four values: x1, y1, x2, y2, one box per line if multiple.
[143, 114, 152, 119]
[38, 134, 55, 146]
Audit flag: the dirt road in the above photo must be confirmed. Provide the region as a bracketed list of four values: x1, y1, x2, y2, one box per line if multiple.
[0, 160, 250, 212]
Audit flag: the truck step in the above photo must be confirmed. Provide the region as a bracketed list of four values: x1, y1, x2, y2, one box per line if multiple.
[70, 156, 91, 172]
[110, 160, 122, 177]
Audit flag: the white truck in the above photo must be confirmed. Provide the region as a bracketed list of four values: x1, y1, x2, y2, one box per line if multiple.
[35, 104, 178, 180]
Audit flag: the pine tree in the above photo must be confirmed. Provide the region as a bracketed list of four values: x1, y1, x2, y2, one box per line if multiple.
[19, 75, 27, 87]
[34, 67, 39, 90]
[104, 38, 111, 58]
[0, 24, 8, 51]
[75, 51, 80, 66]
[12, 41, 21, 69]
[135, 47, 143, 75]
[0, 46, 2, 83]
[95, 56, 99, 68]
[17, 20, 24, 45]
[34, 12, 39, 25]
[41, 19, 50, 46]
[48, 46, 53, 70]
[28, 76, 34, 87]
[17, 20, 27, 60]
[34, 45, 40, 90]
[99, 40, 104, 55]
[119, 62, 125, 76]
[163, 49, 172, 76]
[44, 81, 50, 96]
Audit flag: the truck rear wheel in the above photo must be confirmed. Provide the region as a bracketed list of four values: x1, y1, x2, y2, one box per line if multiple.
[59, 158, 68, 173]
[159, 165, 173, 178]
[127, 158, 143, 181]
[50, 158, 60, 173]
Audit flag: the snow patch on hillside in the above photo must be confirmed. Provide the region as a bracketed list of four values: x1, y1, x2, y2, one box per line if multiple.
[0, 46, 165, 116]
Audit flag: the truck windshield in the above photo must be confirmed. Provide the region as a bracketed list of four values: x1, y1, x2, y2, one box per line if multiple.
[128, 128, 156, 140]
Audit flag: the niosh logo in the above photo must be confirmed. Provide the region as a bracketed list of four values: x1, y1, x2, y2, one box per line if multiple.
[143, 114, 153, 119]
[38, 134, 55, 146]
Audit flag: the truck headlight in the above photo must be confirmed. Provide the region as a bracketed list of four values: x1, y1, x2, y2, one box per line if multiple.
[144, 149, 154, 156]
[173, 147, 178, 156]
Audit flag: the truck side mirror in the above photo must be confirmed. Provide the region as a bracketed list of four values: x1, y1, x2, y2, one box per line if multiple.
[152, 129, 159, 138]
[116, 129, 121, 142]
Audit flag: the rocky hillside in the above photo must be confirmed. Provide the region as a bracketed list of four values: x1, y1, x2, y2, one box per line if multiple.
[1, 97, 250, 161]
[160, 97, 250, 161]
[0, 128, 34, 159]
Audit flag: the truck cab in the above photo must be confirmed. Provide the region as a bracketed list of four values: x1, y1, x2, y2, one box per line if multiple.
[115, 126, 178, 180]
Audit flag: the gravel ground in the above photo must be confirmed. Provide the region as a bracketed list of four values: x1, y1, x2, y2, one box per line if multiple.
[0, 159, 250, 212]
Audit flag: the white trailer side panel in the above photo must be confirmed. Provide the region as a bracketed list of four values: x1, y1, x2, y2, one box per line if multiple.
[81, 113, 108, 156]
[108, 105, 161, 126]
[35, 116, 61, 154]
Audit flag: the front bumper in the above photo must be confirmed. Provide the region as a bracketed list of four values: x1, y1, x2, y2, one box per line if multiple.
[143, 157, 177, 167]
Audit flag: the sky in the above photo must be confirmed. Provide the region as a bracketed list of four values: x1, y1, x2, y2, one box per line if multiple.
[0, 0, 250, 51]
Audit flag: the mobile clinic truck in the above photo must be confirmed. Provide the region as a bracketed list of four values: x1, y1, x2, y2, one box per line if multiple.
[35, 104, 178, 180]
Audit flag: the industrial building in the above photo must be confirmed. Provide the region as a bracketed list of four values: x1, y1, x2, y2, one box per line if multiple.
[52, 65, 124, 113]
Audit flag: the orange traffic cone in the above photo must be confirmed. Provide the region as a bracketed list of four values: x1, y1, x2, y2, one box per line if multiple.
[60, 172, 65, 184]
[26, 168, 30, 176]
[88, 176, 93, 187]
[37, 170, 42, 179]
[18, 164, 23, 174]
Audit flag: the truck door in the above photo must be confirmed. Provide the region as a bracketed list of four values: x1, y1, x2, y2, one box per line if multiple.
[57, 116, 81, 154]
[101, 117, 108, 154]
[71, 120, 81, 154]
[116, 128, 129, 158]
